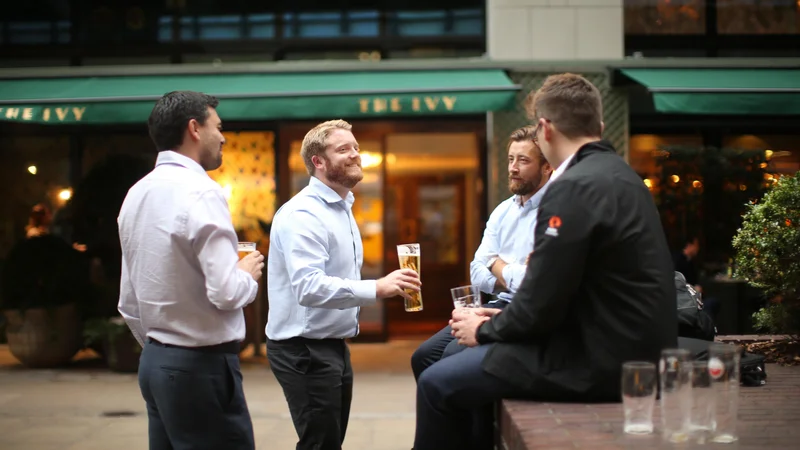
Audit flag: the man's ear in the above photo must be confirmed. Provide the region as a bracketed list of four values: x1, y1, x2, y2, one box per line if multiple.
[311, 155, 324, 170]
[187, 118, 201, 142]
[600, 121, 605, 135]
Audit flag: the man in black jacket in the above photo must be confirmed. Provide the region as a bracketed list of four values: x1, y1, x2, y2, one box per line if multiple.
[412, 73, 677, 450]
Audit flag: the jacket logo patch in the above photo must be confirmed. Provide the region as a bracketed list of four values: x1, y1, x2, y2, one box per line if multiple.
[545, 216, 561, 237]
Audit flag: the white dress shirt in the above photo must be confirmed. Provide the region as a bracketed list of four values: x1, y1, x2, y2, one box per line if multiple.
[470, 184, 548, 302]
[266, 177, 377, 341]
[118, 151, 258, 347]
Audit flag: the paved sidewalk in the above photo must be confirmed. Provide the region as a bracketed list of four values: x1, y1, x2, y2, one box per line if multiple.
[0, 340, 422, 450]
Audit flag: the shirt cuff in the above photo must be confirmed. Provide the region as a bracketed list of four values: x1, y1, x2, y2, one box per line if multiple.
[501, 265, 515, 290]
[247, 277, 259, 303]
[352, 280, 378, 301]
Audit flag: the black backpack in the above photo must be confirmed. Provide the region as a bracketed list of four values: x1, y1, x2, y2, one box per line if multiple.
[675, 271, 717, 341]
[678, 337, 767, 387]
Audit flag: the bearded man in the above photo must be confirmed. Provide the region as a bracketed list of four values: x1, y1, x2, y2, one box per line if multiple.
[266, 119, 421, 450]
[410, 125, 553, 380]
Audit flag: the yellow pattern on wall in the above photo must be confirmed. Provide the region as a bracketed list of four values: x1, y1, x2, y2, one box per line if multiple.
[208, 131, 276, 248]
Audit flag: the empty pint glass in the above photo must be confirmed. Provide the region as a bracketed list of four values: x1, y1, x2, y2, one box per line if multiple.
[621, 361, 657, 435]
[450, 285, 481, 309]
[397, 243, 423, 312]
[709, 343, 741, 444]
[237, 242, 256, 259]
[689, 360, 716, 441]
[659, 348, 692, 443]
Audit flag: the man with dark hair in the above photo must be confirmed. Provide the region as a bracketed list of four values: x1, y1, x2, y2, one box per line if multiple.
[413, 74, 676, 450]
[410, 125, 552, 380]
[119, 91, 264, 449]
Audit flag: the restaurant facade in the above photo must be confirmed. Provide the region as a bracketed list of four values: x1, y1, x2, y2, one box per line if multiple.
[1, 0, 799, 343]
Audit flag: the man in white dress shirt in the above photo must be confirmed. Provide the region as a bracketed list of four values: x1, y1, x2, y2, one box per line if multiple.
[266, 119, 421, 450]
[410, 126, 552, 381]
[118, 91, 264, 450]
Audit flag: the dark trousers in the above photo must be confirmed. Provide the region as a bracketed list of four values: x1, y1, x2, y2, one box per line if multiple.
[410, 325, 468, 381]
[267, 338, 353, 450]
[411, 301, 508, 381]
[138, 339, 255, 450]
[414, 344, 523, 450]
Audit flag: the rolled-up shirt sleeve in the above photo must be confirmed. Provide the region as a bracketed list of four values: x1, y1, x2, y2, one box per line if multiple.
[501, 263, 528, 293]
[280, 209, 377, 309]
[185, 189, 258, 311]
[470, 209, 503, 294]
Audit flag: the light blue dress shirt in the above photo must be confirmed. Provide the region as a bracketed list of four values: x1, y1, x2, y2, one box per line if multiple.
[266, 177, 377, 341]
[469, 185, 548, 302]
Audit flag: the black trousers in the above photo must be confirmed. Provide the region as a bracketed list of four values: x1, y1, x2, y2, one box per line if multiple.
[411, 300, 509, 381]
[138, 339, 255, 450]
[267, 337, 354, 450]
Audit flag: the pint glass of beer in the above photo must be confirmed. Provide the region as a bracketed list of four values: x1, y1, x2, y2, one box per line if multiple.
[396, 243, 423, 312]
[237, 242, 256, 259]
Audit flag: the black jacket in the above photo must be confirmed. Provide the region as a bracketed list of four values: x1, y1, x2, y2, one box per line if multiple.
[477, 140, 677, 402]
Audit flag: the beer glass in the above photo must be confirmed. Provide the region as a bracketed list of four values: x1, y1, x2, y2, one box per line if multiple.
[621, 361, 657, 435]
[659, 348, 692, 443]
[450, 285, 481, 309]
[709, 343, 741, 444]
[237, 241, 256, 259]
[396, 243, 422, 312]
[688, 360, 716, 441]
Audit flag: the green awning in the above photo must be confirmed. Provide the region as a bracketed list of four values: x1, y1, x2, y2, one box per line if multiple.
[620, 68, 800, 115]
[0, 70, 519, 124]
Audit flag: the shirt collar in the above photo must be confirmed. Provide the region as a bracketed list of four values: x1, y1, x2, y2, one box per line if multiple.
[155, 151, 209, 177]
[513, 179, 549, 210]
[550, 151, 577, 183]
[309, 176, 355, 208]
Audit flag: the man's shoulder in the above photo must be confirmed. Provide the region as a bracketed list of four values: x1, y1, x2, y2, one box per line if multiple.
[272, 189, 327, 227]
[488, 195, 517, 217]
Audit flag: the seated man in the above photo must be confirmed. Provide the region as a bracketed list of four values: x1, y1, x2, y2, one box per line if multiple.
[413, 73, 678, 450]
[410, 126, 552, 381]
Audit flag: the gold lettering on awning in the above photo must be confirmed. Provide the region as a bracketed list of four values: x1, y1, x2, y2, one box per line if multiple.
[5, 108, 19, 119]
[357, 95, 460, 114]
[72, 107, 86, 121]
[56, 108, 69, 121]
[22, 108, 34, 120]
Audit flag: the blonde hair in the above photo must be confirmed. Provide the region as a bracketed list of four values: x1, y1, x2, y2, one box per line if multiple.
[301, 119, 353, 175]
[525, 73, 603, 139]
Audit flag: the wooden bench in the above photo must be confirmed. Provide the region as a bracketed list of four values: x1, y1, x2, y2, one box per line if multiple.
[497, 363, 800, 450]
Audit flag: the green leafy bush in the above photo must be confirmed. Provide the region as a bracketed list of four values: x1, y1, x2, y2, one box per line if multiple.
[733, 172, 800, 339]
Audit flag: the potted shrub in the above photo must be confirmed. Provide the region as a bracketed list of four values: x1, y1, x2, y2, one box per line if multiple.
[0, 235, 91, 367]
[733, 171, 800, 361]
[83, 316, 140, 372]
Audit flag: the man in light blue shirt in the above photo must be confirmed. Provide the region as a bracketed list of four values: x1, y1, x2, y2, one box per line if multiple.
[266, 119, 420, 450]
[410, 126, 552, 380]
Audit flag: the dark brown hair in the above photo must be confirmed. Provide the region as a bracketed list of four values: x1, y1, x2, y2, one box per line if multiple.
[507, 126, 546, 165]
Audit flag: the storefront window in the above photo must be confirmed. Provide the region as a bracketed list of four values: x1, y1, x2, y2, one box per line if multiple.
[207, 131, 277, 250]
[723, 135, 800, 180]
[624, 0, 706, 34]
[0, 136, 71, 261]
[717, 0, 800, 34]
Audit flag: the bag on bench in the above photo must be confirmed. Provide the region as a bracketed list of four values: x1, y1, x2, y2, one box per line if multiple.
[677, 337, 767, 387]
[675, 271, 717, 342]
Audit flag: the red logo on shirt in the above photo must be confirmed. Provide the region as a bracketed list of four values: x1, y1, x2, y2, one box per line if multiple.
[548, 216, 562, 228]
